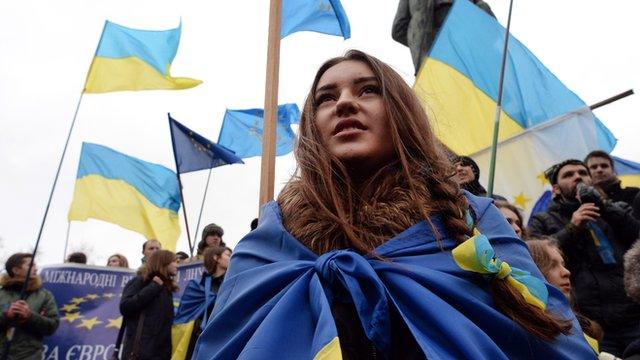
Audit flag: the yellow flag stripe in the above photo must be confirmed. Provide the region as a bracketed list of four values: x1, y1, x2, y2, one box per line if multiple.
[314, 337, 343, 360]
[414, 58, 524, 155]
[84, 56, 201, 93]
[68, 174, 180, 250]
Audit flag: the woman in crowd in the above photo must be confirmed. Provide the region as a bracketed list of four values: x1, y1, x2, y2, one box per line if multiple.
[175, 246, 232, 359]
[528, 239, 604, 354]
[120, 250, 178, 360]
[106, 253, 129, 268]
[194, 50, 593, 359]
[495, 201, 527, 239]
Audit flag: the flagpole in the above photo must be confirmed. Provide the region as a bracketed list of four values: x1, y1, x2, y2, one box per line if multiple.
[486, 0, 514, 197]
[62, 221, 72, 262]
[194, 167, 213, 246]
[168, 115, 194, 257]
[2, 91, 84, 360]
[258, 0, 282, 211]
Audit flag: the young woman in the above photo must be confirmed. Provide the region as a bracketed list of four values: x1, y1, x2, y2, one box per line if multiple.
[174, 246, 232, 359]
[106, 253, 129, 268]
[528, 239, 604, 354]
[193, 50, 594, 359]
[120, 250, 178, 360]
[495, 201, 527, 239]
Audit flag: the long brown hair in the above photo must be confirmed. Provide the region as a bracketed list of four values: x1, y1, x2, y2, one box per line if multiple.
[140, 250, 178, 292]
[279, 49, 571, 342]
[279, 49, 469, 255]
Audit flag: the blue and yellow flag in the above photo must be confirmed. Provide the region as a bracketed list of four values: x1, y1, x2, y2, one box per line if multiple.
[169, 115, 244, 174]
[614, 155, 640, 188]
[281, 0, 351, 39]
[84, 21, 201, 93]
[193, 193, 594, 359]
[415, 0, 617, 218]
[217, 103, 300, 159]
[68, 142, 181, 250]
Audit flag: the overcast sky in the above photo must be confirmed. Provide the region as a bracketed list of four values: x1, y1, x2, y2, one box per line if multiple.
[1, 0, 638, 268]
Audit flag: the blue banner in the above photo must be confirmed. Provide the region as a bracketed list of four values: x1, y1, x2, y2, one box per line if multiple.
[41, 262, 204, 359]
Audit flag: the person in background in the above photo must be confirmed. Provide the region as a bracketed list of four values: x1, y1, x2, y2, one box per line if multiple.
[175, 246, 232, 359]
[120, 250, 178, 360]
[195, 223, 226, 259]
[106, 254, 129, 268]
[176, 251, 189, 263]
[65, 252, 87, 264]
[453, 156, 487, 197]
[585, 150, 640, 219]
[141, 239, 161, 264]
[0, 253, 59, 360]
[495, 201, 527, 239]
[529, 159, 640, 356]
[623, 240, 640, 359]
[527, 239, 604, 352]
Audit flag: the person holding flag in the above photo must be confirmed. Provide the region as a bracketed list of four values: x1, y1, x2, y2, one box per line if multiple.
[193, 50, 593, 359]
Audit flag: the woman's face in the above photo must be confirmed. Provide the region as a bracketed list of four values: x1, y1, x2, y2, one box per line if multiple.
[216, 250, 232, 272]
[205, 235, 222, 247]
[499, 207, 523, 238]
[543, 246, 571, 297]
[314, 60, 395, 176]
[454, 162, 475, 184]
[167, 259, 179, 276]
[107, 256, 121, 267]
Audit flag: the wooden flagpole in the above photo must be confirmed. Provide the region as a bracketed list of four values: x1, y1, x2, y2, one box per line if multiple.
[258, 0, 282, 211]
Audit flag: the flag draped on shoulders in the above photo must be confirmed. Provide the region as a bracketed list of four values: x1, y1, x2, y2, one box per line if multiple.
[172, 274, 217, 360]
[217, 103, 300, 159]
[68, 142, 181, 250]
[414, 0, 616, 217]
[84, 21, 201, 93]
[193, 192, 594, 360]
[168, 115, 244, 174]
[281, 0, 351, 39]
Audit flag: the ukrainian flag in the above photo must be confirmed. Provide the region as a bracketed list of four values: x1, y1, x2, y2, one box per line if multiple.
[614, 156, 640, 188]
[415, 0, 616, 218]
[68, 142, 181, 250]
[84, 21, 201, 93]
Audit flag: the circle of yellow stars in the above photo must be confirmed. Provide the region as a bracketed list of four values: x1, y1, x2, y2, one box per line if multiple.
[59, 292, 122, 331]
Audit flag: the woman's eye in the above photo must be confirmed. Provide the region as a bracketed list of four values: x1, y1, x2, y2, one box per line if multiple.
[315, 94, 335, 105]
[361, 85, 381, 95]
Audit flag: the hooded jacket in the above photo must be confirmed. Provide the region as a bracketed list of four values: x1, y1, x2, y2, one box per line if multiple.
[0, 274, 59, 360]
[529, 198, 640, 330]
[193, 192, 594, 359]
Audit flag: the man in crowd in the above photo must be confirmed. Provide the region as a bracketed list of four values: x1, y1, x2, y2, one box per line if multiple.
[141, 239, 161, 264]
[585, 150, 639, 216]
[65, 252, 87, 264]
[528, 159, 640, 356]
[0, 253, 59, 359]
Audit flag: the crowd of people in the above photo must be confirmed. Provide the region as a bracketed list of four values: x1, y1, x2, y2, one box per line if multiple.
[1, 49, 640, 359]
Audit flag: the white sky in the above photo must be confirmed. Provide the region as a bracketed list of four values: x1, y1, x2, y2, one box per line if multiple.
[1, 0, 638, 268]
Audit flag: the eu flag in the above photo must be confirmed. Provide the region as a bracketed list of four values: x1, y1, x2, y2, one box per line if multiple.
[281, 0, 351, 39]
[217, 103, 300, 159]
[168, 114, 243, 174]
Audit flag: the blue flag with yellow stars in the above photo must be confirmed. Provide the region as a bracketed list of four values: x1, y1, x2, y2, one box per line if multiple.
[169, 114, 244, 174]
[193, 192, 594, 359]
[217, 103, 300, 159]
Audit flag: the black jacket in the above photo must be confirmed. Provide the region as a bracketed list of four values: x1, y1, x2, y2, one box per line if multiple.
[528, 198, 640, 330]
[600, 180, 640, 212]
[120, 276, 174, 360]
